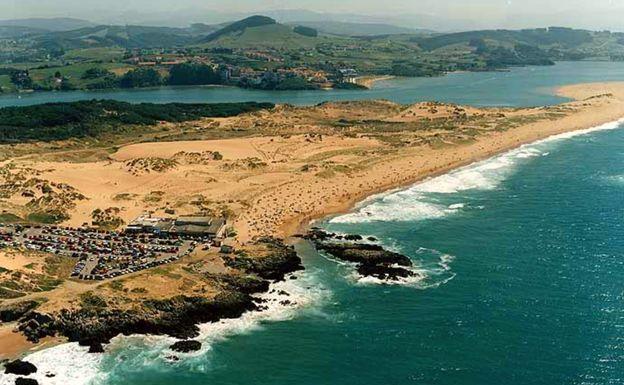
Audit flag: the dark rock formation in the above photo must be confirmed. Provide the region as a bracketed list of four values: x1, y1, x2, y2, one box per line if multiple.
[222, 237, 304, 281]
[17, 291, 256, 347]
[0, 301, 40, 323]
[170, 340, 202, 353]
[357, 264, 415, 280]
[15, 378, 38, 385]
[211, 273, 270, 294]
[11, 236, 305, 352]
[4, 360, 37, 376]
[307, 229, 414, 281]
[315, 243, 412, 267]
[88, 343, 105, 353]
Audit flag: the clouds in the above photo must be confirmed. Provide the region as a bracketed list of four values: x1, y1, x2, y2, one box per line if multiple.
[1, 0, 623, 31]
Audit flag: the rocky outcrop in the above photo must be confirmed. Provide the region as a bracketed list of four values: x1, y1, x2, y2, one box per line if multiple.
[222, 237, 304, 281]
[315, 242, 412, 267]
[210, 273, 271, 294]
[0, 301, 40, 323]
[9, 237, 305, 353]
[15, 378, 38, 385]
[17, 291, 256, 348]
[4, 359, 37, 376]
[306, 229, 414, 281]
[170, 340, 202, 353]
[10, 238, 305, 352]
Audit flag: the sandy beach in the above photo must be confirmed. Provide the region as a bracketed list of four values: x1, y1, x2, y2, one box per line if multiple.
[3, 82, 624, 245]
[2, 81, 624, 360]
[355, 75, 396, 88]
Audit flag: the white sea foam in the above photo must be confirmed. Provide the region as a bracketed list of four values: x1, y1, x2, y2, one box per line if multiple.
[195, 271, 327, 346]
[331, 118, 624, 224]
[0, 343, 105, 385]
[1, 271, 326, 385]
[604, 174, 624, 186]
[349, 247, 457, 288]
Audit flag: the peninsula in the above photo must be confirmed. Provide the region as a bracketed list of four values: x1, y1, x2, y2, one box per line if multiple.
[1, 81, 624, 361]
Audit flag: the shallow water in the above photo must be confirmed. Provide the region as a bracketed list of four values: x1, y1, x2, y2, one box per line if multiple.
[2, 61, 624, 108]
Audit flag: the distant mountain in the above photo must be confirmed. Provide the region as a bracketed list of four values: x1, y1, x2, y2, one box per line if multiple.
[204, 15, 277, 42]
[288, 21, 429, 36]
[200, 15, 323, 49]
[33, 25, 202, 50]
[0, 18, 94, 32]
[0, 25, 47, 38]
[415, 27, 596, 51]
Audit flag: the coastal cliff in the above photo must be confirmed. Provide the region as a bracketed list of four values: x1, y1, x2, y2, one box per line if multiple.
[0, 238, 303, 354]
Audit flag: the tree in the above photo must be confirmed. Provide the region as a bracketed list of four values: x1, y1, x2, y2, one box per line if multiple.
[119, 68, 162, 88]
[168, 63, 220, 86]
[10, 70, 33, 90]
[294, 26, 318, 37]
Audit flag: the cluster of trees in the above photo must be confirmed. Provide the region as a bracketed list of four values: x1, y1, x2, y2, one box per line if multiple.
[239, 72, 318, 90]
[416, 27, 595, 52]
[168, 63, 221, 85]
[293, 26, 318, 37]
[475, 41, 554, 68]
[82, 63, 225, 90]
[0, 100, 274, 142]
[389, 60, 447, 77]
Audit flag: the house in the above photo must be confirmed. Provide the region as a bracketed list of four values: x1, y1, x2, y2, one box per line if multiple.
[126, 216, 172, 234]
[126, 215, 226, 239]
[170, 216, 227, 239]
[337, 68, 359, 84]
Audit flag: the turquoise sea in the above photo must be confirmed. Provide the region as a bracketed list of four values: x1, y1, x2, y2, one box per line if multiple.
[2, 62, 624, 385]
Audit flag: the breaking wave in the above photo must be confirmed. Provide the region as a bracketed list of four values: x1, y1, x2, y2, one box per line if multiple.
[1, 270, 328, 385]
[331, 118, 624, 224]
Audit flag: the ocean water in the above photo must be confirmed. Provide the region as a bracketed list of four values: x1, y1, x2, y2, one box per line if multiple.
[4, 118, 624, 384]
[2, 61, 624, 108]
[3, 60, 624, 384]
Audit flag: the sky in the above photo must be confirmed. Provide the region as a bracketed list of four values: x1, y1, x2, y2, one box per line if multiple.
[2, 0, 624, 31]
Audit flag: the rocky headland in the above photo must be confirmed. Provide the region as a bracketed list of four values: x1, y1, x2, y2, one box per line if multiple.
[304, 228, 415, 281]
[0, 238, 303, 356]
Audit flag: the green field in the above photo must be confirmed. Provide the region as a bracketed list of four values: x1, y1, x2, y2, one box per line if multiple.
[62, 47, 126, 62]
[30, 62, 132, 88]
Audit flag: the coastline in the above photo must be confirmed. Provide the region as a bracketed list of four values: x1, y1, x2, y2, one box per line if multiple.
[276, 82, 624, 240]
[3, 81, 624, 365]
[355, 75, 396, 89]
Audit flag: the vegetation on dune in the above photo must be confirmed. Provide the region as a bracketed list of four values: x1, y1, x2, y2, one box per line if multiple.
[0, 100, 274, 142]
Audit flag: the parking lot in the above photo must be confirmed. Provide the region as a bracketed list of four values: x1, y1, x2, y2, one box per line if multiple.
[0, 224, 202, 280]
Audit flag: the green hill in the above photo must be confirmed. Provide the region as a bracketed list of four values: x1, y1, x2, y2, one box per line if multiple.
[33, 25, 202, 50]
[203, 23, 323, 49]
[412, 27, 624, 60]
[204, 15, 277, 42]
[199, 15, 331, 49]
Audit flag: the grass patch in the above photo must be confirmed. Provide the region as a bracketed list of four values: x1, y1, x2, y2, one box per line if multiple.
[26, 212, 63, 224]
[0, 213, 22, 223]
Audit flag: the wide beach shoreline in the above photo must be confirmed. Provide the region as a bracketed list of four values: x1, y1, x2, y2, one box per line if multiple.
[2, 81, 624, 364]
[274, 82, 624, 239]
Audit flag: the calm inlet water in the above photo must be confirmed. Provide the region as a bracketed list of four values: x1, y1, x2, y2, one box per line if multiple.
[1, 61, 624, 108]
[2, 62, 624, 385]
